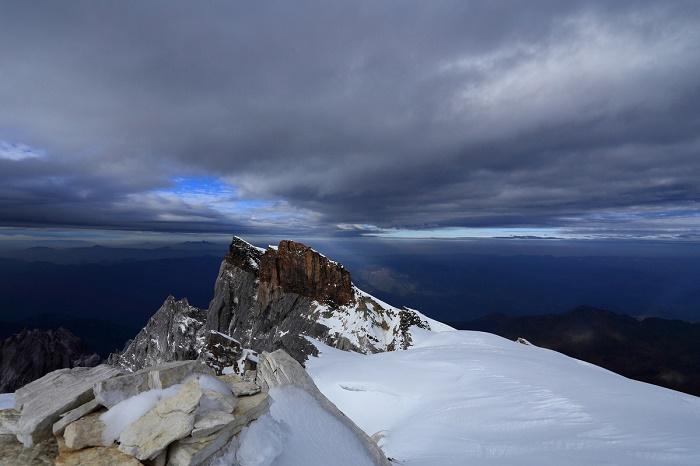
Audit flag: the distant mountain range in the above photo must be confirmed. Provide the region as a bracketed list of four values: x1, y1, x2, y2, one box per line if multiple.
[454, 306, 700, 396]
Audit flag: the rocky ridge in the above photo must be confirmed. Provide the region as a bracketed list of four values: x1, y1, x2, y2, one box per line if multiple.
[0, 328, 99, 393]
[114, 236, 439, 371]
[0, 350, 390, 465]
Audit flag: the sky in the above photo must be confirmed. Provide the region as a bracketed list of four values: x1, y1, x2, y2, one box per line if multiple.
[1, 1, 700, 240]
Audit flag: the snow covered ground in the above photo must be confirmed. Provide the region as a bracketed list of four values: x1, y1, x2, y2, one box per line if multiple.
[0, 393, 13, 410]
[307, 328, 700, 466]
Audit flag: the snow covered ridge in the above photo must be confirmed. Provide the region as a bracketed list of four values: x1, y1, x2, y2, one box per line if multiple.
[308, 329, 700, 466]
[314, 286, 454, 353]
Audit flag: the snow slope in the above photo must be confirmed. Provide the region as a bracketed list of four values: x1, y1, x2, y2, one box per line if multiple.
[0, 393, 13, 409]
[307, 328, 700, 466]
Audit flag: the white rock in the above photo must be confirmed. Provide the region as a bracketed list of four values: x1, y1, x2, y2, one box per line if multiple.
[167, 392, 269, 466]
[95, 360, 212, 408]
[63, 412, 108, 450]
[53, 399, 100, 435]
[118, 378, 202, 460]
[191, 411, 235, 438]
[14, 365, 121, 447]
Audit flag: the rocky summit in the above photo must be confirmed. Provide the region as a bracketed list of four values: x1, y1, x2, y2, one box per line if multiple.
[112, 236, 438, 372]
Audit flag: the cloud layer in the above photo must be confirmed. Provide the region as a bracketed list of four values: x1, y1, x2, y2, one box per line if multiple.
[1, 1, 699, 238]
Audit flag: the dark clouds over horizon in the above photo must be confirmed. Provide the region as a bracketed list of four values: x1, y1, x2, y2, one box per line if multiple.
[1, 1, 700, 239]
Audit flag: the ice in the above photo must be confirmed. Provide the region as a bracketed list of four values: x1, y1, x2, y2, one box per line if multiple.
[100, 384, 181, 444]
[0, 393, 14, 409]
[308, 330, 700, 466]
[236, 386, 376, 466]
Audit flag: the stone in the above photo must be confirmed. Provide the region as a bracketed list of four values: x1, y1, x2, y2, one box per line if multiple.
[217, 374, 260, 397]
[199, 389, 236, 415]
[0, 434, 58, 466]
[55, 445, 143, 466]
[257, 350, 392, 466]
[94, 360, 213, 408]
[63, 412, 107, 450]
[167, 392, 269, 466]
[191, 411, 235, 438]
[52, 399, 100, 435]
[14, 364, 121, 447]
[118, 378, 202, 460]
[0, 409, 19, 435]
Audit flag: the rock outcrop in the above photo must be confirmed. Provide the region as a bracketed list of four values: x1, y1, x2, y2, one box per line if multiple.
[112, 236, 439, 372]
[202, 237, 437, 363]
[5, 358, 272, 465]
[14, 364, 121, 447]
[258, 240, 354, 307]
[109, 296, 207, 371]
[0, 328, 99, 393]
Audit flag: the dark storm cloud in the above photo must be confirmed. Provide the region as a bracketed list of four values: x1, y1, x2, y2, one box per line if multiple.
[1, 0, 699, 237]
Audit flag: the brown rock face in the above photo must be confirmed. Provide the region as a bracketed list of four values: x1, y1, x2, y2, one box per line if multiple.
[259, 240, 354, 306]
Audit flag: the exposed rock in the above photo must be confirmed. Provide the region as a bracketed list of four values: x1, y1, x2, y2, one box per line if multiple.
[199, 388, 236, 415]
[217, 374, 260, 397]
[55, 445, 143, 466]
[95, 360, 213, 408]
[14, 364, 121, 447]
[191, 411, 235, 438]
[0, 434, 57, 466]
[257, 350, 392, 466]
[113, 236, 439, 372]
[63, 412, 107, 450]
[0, 328, 99, 393]
[258, 239, 354, 307]
[52, 399, 100, 435]
[167, 392, 269, 466]
[197, 331, 242, 375]
[0, 409, 19, 435]
[118, 378, 202, 460]
[110, 296, 207, 372]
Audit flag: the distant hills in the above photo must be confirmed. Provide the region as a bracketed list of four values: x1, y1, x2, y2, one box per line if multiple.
[454, 306, 700, 396]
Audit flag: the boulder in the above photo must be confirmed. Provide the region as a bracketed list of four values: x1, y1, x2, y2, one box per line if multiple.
[63, 412, 107, 450]
[118, 378, 202, 460]
[167, 392, 269, 466]
[257, 350, 392, 466]
[14, 365, 121, 447]
[52, 399, 100, 435]
[94, 361, 213, 408]
[191, 411, 235, 438]
[55, 446, 143, 466]
[217, 374, 260, 397]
